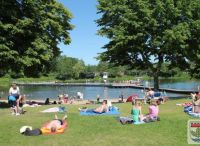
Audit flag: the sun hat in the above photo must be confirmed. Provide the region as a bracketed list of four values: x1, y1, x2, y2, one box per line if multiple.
[20, 126, 32, 134]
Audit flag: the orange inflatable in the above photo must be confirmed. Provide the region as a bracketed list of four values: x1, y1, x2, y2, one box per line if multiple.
[40, 121, 67, 134]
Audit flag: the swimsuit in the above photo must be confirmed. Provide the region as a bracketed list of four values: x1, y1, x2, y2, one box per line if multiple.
[131, 108, 140, 122]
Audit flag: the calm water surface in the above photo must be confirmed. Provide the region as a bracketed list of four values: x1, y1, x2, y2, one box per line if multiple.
[0, 80, 199, 100]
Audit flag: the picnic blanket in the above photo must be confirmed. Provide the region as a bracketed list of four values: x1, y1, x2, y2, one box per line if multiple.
[80, 107, 120, 116]
[183, 106, 200, 117]
[41, 107, 66, 113]
[176, 102, 192, 107]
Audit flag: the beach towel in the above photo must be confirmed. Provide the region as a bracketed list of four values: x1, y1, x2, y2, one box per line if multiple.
[134, 121, 145, 125]
[41, 121, 67, 134]
[80, 107, 120, 116]
[176, 102, 192, 107]
[41, 106, 66, 113]
[187, 112, 200, 118]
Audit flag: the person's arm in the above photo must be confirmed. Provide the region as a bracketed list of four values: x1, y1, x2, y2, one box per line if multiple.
[55, 114, 58, 119]
[9, 87, 12, 95]
[157, 106, 159, 115]
[94, 105, 104, 113]
[139, 107, 142, 115]
[149, 106, 152, 115]
[17, 86, 20, 95]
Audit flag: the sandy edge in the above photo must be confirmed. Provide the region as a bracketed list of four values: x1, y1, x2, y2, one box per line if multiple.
[0, 98, 127, 105]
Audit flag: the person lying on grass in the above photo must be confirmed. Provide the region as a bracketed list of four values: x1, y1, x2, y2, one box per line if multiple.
[79, 100, 109, 113]
[141, 99, 159, 122]
[131, 100, 142, 122]
[46, 114, 67, 133]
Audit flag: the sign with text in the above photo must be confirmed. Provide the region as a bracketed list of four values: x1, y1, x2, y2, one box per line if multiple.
[188, 120, 200, 144]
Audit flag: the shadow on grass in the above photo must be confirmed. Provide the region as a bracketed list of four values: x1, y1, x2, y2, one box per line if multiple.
[0, 102, 10, 108]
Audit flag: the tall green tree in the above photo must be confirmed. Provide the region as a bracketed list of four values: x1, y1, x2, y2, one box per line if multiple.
[55, 56, 85, 80]
[0, 0, 73, 77]
[96, 0, 200, 89]
[73, 60, 85, 79]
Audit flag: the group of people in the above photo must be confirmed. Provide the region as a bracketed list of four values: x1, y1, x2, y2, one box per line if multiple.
[191, 92, 200, 113]
[8, 83, 25, 115]
[143, 88, 167, 104]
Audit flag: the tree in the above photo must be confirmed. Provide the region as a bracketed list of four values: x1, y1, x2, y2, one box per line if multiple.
[55, 56, 85, 80]
[96, 0, 200, 90]
[72, 60, 85, 79]
[0, 0, 73, 77]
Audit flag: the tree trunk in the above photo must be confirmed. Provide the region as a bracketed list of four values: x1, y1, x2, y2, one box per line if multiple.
[153, 74, 159, 91]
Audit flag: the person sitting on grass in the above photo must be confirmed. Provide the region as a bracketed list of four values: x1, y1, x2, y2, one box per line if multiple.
[192, 92, 200, 113]
[17, 95, 26, 114]
[79, 100, 108, 113]
[46, 114, 67, 133]
[131, 100, 142, 123]
[142, 99, 159, 122]
[93, 100, 108, 113]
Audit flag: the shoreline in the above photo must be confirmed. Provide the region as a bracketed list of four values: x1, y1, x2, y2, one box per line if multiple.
[0, 98, 124, 105]
[0, 95, 188, 106]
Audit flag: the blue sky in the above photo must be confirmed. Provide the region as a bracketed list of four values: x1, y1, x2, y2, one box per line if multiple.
[58, 0, 108, 65]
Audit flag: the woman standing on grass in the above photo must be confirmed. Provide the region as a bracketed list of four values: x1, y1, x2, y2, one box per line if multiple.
[8, 83, 21, 115]
[9, 83, 20, 100]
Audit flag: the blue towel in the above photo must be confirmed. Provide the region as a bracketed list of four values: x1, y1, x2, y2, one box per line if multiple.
[80, 108, 120, 116]
[188, 112, 200, 117]
[154, 92, 161, 97]
[184, 106, 192, 113]
[8, 95, 16, 101]
[133, 121, 145, 125]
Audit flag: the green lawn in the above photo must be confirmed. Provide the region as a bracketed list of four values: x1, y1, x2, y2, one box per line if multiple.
[0, 99, 198, 146]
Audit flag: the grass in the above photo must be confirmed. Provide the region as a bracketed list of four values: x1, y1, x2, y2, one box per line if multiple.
[0, 98, 198, 146]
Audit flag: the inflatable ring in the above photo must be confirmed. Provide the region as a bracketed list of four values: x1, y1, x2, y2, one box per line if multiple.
[40, 121, 67, 134]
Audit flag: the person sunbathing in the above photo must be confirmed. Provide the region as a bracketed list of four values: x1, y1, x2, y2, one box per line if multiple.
[46, 114, 67, 132]
[79, 100, 108, 113]
[93, 100, 108, 113]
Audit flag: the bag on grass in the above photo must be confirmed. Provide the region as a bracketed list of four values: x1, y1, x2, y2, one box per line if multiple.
[119, 117, 133, 125]
[24, 128, 42, 136]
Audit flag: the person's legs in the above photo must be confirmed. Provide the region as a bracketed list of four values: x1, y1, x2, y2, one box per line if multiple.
[55, 114, 58, 119]
[9, 100, 18, 115]
[62, 115, 67, 121]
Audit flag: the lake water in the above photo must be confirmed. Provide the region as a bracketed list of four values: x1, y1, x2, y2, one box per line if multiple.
[0, 80, 199, 100]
